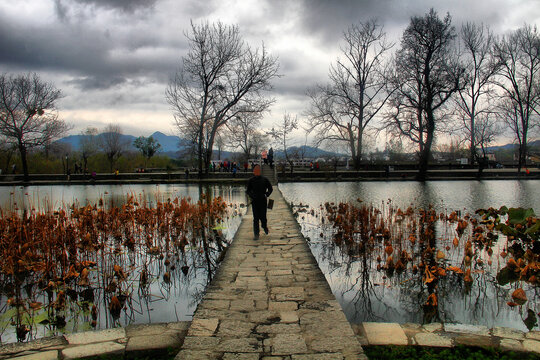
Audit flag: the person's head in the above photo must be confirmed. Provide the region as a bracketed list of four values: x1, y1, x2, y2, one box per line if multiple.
[253, 164, 261, 176]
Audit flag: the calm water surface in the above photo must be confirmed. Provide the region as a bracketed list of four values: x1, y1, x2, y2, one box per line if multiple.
[0, 184, 247, 343]
[280, 180, 540, 331]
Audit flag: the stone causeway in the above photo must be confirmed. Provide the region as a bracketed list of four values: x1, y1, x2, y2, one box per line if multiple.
[1, 180, 539, 359]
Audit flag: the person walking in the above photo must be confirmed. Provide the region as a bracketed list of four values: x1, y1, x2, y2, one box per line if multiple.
[262, 149, 268, 164]
[246, 164, 273, 240]
[268, 147, 274, 168]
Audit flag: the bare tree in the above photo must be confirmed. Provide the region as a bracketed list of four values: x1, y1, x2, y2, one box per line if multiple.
[268, 113, 298, 174]
[166, 21, 279, 177]
[0, 73, 68, 181]
[386, 9, 465, 180]
[225, 113, 268, 160]
[493, 24, 540, 171]
[306, 19, 393, 170]
[100, 124, 129, 172]
[79, 126, 98, 174]
[456, 23, 500, 167]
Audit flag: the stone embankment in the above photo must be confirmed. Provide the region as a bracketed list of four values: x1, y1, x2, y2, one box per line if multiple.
[0, 322, 189, 359]
[3, 319, 540, 359]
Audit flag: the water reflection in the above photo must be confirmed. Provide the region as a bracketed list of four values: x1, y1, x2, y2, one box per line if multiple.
[280, 180, 540, 211]
[0, 184, 248, 344]
[281, 180, 539, 331]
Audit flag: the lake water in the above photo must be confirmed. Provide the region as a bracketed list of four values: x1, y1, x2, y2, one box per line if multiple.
[279, 180, 540, 331]
[0, 184, 248, 343]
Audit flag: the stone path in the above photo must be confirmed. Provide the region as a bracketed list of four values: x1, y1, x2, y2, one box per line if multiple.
[175, 187, 367, 359]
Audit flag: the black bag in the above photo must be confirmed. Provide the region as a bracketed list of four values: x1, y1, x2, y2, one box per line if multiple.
[267, 198, 274, 209]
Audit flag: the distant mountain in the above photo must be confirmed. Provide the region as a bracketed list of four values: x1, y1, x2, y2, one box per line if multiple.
[56, 133, 137, 151]
[56, 131, 186, 154]
[56, 133, 348, 160]
[148, 131, 185, 153]
[274, 145, 346, 159]
[487, 140, 540, 152]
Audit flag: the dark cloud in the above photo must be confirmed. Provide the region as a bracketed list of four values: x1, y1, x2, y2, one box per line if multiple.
[0, 5, 183, 90]
[66, 75, 127, 90]
[295, 0, 515, 46]
[58, 0, 159, 15]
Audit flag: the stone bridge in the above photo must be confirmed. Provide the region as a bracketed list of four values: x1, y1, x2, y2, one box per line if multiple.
[175, 177, 368, 359]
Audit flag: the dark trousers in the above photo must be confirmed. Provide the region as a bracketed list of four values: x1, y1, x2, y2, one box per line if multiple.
[252, 198, 267, 235]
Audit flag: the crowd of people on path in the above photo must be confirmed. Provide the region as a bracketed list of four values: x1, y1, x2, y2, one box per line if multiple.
[210, 160, 248, 175]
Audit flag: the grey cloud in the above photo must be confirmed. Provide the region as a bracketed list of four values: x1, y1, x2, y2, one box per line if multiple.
[295, 0, 517, 46]
[0, 8, 184, 90]
[59, 0, 159, 15]
[66, 75, 127, 90]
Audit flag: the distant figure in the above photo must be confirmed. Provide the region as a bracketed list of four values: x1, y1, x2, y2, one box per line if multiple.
[262, 149, 268, 164]
[268, 147, 274, 168]
[185, 168, 189, 179]
[11, 164, 16, 174]
[246, 165, 273, 240]
[244, 162, 248, 172]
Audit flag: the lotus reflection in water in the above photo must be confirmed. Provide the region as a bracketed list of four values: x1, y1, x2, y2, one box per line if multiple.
[292, 200, 539, 331]
[0, 193, 241, 343]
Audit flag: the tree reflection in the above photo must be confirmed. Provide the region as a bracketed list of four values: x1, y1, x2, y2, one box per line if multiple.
[0, 192, 244, 343]
[293, 200, 539, 331]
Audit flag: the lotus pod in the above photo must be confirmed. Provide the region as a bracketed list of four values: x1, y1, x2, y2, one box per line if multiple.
[464, 269, 473, 283]
[78, 268, 90, 286]
[453, 237, 459, 247]
[511, 288, 527, 305]
[507, 258, 518, 270]
[386, 256, 394, 270]
[109, 296, 122, 318]
[395, 259, 405, 272]
[425, 293, 438, 307]
[520, 265, 530, 279]
[385, 245, 393, 256]
[436, 250, 445, 260]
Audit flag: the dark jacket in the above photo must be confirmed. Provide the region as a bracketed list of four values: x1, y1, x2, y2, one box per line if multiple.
[247, 175, 273, 201]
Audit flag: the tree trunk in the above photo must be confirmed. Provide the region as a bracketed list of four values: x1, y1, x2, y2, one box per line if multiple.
[518, 138, 527, 173]
[197, 133, 204, 178]
[18, 142, 29, 182]
[418, 114, 435, 181]
[469, 113, 476, 166]
[349, 129, 360, 170]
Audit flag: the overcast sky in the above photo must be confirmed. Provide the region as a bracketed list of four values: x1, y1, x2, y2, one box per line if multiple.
[1, 0, 539, 146]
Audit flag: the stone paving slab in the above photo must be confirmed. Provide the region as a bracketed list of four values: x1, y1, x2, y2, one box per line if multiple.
[175, 186, 367, 359]
[61, 341, 125, 359]
[360, 322, 408, 346]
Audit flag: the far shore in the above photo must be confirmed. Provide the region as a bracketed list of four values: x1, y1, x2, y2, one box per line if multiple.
[0, 167, 538, 186]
